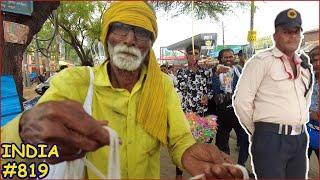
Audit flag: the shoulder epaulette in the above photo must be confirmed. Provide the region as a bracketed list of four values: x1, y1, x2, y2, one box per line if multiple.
[254, 49, 273, 60]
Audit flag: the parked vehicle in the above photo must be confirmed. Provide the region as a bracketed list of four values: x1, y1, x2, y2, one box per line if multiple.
[35, 76, 52, 95]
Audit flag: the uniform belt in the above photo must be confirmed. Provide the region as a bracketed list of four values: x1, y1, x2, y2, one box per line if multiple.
[254, 122, 305, 135]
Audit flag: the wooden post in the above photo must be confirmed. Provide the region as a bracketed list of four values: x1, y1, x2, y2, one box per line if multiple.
[0, 3, 4, 76]
[23, 52, 30, 87]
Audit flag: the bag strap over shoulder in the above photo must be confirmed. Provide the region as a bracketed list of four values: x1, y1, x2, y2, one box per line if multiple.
[83, 67, 94, 115]
[82, 67, 121, 179]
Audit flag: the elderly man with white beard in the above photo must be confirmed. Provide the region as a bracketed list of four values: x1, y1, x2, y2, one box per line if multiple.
[2, 1, 244, 179]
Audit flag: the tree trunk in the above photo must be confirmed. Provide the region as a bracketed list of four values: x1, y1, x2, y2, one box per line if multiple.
[2, 1, 60, 99]
[59, 24, 93, 66]
[55, 35, 60, 71]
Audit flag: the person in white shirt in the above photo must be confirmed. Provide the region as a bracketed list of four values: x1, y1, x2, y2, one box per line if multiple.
[234, 8, 312, 179]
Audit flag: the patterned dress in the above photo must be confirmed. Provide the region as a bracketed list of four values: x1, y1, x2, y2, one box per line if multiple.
[176, 67, 213, 115]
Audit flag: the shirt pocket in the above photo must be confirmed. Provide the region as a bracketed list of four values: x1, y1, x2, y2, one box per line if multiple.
[269, 70, 292, 93]
[138, 127, 160, 156]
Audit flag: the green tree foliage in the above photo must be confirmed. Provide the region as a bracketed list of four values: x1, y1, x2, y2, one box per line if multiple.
[29, 1, 108, 66]
[151, 1, 249, 20]
[26, 15, 60, 71]
[56, 1, 108, 66]
[27, 19, 56, 55]
[29, 1, 249, 68]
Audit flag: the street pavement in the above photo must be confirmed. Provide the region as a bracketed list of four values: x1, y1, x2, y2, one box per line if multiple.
[160, 130, 319, 179]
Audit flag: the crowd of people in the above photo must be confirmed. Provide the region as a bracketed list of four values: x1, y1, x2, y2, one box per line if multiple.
[160, 8, 318, 179]
[1, 2, 318, 179]
[160, 44, 250, 178]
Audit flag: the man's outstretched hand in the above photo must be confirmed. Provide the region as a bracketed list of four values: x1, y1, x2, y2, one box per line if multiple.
[182, 143, 243, 179]
[19, 100, 110, 164]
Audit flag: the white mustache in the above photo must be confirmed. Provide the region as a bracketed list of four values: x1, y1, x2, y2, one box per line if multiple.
[107, 42, 147, 71]
[113, 44, 141, 58]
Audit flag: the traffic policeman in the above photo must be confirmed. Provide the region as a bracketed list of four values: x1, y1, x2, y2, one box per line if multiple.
[234, 8, 312, 179]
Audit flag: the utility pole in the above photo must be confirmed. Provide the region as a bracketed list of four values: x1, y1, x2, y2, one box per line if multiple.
[250, 1, 254, 40]
[222, 22, 225, 46]
[248, 0, 255, 58]
[191, 1, 195, 55]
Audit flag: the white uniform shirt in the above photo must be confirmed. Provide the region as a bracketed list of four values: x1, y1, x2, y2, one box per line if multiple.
[234, 47, 313, 133]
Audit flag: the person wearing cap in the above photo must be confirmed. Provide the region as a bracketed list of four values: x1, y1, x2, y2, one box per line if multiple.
[2, 2, 243, 179]
[176, 44, 213, 116]
[234, 8, 312, 178]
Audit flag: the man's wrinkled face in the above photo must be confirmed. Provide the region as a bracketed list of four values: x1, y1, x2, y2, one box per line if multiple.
[107, 22, 152, 71]
[274, 26, 301, 54]
[187, 49, 200, 67]
[221, 50, 235, 67]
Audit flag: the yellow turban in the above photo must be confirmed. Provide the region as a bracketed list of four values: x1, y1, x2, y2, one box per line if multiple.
[100, 1, 157, 45]
[100, 1, 168, 144]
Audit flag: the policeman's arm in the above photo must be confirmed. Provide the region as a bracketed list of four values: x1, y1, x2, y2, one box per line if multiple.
[233, 58, 267, 133]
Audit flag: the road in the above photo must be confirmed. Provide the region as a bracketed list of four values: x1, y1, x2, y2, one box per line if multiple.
[160, 130, 319, 179]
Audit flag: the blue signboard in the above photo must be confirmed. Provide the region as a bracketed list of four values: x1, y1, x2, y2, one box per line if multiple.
[1, 1, 33, 16]
[208, 45, 243, 57]
[1, 75, 22, 127]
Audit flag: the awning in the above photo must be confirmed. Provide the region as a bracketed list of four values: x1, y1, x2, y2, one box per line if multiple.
[300, 41, 319, 53]
[166, 33, 217, 50]
[208, 45, 243, 57]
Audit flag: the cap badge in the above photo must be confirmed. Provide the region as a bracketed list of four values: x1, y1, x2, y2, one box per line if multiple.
[287, 9, 297, 19]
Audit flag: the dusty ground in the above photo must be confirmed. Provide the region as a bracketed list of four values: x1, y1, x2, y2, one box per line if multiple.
[160, 131, 319, 179]
[23, 84, 39, 100]
[23, 86, 319, 179]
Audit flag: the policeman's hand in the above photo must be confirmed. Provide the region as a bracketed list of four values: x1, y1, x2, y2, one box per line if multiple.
[182, 143, 243, 179]
[19, 100, 110, 164]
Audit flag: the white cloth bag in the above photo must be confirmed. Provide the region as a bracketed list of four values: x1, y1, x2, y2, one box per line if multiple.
[45, 67, 121, 179]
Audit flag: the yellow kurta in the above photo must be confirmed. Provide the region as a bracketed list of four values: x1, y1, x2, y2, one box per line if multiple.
[1, 61, 195, 179]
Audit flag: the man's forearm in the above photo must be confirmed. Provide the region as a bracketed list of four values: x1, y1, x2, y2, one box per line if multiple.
[234, 106, 254, 133]
[234, 96, 255, 133]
